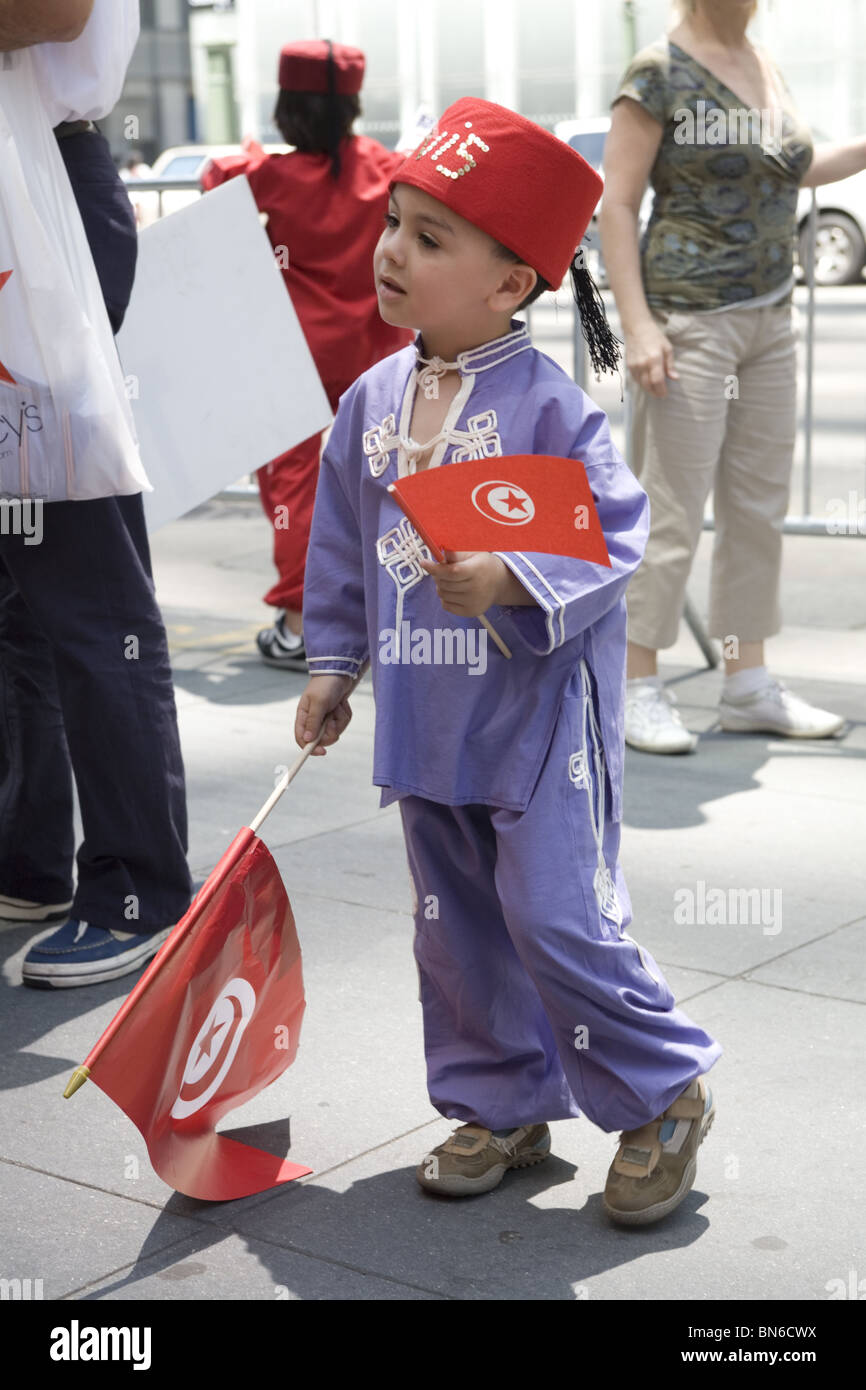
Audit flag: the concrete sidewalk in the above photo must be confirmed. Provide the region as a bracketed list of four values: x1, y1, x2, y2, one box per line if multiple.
[1, 497, 864, 1302]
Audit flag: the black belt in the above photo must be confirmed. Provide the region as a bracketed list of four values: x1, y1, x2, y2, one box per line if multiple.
[53, 119, 97, 140]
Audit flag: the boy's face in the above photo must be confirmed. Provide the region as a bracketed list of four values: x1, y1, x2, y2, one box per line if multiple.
[374, 183, 534, 346]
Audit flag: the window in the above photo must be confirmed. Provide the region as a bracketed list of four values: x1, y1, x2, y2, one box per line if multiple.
[205, 46, 239, 143]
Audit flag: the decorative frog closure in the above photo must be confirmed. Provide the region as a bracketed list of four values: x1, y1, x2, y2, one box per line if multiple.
[376, 516, 433, 659]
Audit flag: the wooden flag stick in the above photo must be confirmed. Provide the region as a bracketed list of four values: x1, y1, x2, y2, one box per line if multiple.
[62, 827, 255, 1099]
[386, 482, 512, 659]
[63, 669, 368, 1100]
[479, 613, 512, 660]
[249, 666, 368, 834]
[248, 726, 326, 834]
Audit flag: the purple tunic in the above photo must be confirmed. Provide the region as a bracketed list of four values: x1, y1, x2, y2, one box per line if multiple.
[303, 321, 649, 819]
[302, 320, 722, 1132]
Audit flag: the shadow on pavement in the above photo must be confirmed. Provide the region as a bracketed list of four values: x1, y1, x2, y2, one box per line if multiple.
[77, 1149, 712, 1301]
[0, 924, 135, 1091]
[171, 659, 306, 709]
[623, 719, 864, 832]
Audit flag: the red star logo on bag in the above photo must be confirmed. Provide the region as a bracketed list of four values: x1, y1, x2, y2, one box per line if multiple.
[0, 270, 16, 385]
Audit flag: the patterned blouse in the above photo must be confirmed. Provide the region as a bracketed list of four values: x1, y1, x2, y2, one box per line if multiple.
[612, 39, 814, 311]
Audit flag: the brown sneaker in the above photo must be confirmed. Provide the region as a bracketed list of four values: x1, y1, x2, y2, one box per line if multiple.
[603, 1076, 715, 1226]
[416, 1123, 551, 1197]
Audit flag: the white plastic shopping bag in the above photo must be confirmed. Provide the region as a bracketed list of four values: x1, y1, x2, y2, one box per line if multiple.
[0, 48, 149, 501]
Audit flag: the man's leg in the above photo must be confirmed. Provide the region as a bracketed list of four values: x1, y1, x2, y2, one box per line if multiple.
[0, 555, 75, 912]
[3, 493, 192, 931]
[9, 127, 191, 978]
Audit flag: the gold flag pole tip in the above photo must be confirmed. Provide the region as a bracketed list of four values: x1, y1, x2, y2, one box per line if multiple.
[63, 1065, 91, 1099]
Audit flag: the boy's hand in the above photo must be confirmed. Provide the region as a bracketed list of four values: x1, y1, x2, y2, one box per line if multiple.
[419, 551, 533, 616]
[294, 674, 354, 755]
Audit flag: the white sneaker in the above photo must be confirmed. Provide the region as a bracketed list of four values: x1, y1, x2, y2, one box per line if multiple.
[0, 894, 73, 925]
[625, 678, 698, 754]
[718, 678, 845, 738]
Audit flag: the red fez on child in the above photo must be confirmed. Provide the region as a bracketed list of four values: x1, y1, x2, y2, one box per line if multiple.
[278, 39, 365, 95]
[391, 98, 603, 288]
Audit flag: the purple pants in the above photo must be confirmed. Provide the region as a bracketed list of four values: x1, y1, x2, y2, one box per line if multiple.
[399, 661, 721, 1134]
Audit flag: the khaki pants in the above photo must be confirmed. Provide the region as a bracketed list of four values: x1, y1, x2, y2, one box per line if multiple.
[626, 301, 798, 651]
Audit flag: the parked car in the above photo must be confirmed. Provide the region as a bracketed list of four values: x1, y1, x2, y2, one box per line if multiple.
[796, 136, 866, 285]
[555, 117, 866, 288]
[127, 143, 290, 222]
[553, 117, 652, 287]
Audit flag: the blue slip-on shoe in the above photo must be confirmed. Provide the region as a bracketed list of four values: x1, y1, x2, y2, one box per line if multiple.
[21, 919, 173, 990]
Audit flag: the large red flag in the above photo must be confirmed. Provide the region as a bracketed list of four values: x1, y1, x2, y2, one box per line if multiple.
[71, 828, 309, 1201]
[388, 454, 611, 566]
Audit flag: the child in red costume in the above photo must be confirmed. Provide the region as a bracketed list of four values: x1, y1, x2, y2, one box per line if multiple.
[202, 39, 412, 669]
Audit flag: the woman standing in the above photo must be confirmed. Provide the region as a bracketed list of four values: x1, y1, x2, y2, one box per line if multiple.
[600, 0, 865, 752]
[203, 40, 413, 671]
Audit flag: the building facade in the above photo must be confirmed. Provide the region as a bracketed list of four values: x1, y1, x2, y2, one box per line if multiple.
[181, 0, 864, 155]
[104, 0, 194, 163]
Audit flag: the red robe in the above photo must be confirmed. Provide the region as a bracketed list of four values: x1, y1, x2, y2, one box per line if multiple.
[202, 137, 412, 610]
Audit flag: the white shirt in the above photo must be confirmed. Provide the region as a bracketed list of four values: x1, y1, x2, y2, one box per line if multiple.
[29, 0, 140, 127]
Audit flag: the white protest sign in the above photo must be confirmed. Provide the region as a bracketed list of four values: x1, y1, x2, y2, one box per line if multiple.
[117, 174, 332, 531]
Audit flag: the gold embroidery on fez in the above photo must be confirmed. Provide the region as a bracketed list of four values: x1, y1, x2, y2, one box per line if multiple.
[416, 120, 490, 180]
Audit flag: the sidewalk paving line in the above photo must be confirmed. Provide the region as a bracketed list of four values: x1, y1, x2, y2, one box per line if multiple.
[739, 976, 866, 1006]
[649, 910, 866, 1005]
[60, 1226, 455, 1304]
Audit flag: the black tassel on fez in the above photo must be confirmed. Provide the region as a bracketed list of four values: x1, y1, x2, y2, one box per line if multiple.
[570, 247, 622, 379]
[325, 38, 342, 181]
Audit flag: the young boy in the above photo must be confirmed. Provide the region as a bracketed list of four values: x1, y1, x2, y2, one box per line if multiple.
[294, 99, 721, 1226]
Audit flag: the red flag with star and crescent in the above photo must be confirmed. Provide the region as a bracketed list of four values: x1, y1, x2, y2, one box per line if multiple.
[388, 454, 611, 565]
[69, 830, 309, 1201]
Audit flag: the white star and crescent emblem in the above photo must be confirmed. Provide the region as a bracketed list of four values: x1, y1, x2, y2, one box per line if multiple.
[170, 977, 256, 1120]
[470, 479, 536, 526]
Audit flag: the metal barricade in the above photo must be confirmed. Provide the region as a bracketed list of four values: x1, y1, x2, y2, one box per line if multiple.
[123, 176, 202, 217]
[132, 178, 865, 530]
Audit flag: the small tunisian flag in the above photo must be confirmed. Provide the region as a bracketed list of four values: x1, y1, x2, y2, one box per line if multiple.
[67, 829, 309, 1201]
[388, 454, 611, 566]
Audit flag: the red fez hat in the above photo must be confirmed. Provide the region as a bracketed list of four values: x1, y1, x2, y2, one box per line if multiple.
[278, 39, 365, 95]
[391, 98, 602, 287]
